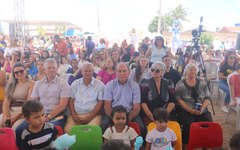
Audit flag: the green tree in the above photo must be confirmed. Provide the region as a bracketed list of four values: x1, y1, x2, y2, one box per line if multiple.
[170, 4, 188, 22]
[200, 32, 214, 48]
[36, 26, 46, 36]
[148, 14, 172, 33]
[148, 16, 158, 33]
[148, 4, 188, 33]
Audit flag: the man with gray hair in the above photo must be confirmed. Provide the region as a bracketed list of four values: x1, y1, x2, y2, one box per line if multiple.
[101, 62, 145, 135]
[64, 62, 105, 133]
[31, 58, 70, 128]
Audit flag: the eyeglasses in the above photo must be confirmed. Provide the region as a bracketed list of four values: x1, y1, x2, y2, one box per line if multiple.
[151, 68, 161, 73]
[14, 70, 24, 75]
[12, 53, 20, 56]
[156, 39, 163, 41]
[163, 59, 171, 62]
[229, 56, 236, 59]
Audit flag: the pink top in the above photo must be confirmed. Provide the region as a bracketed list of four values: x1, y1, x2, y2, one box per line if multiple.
[5, 63, 11, 73]
[97, 69, 116, 85]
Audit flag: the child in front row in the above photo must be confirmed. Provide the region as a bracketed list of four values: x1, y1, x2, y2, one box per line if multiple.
[229, 132, 240, 150]
[103, 105, 138, 150]
[145, 108, 177, 150]
[20, 100, 58, 150]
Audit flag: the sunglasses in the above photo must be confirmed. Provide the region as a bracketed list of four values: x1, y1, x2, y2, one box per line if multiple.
[151, 68, 161, 73]
[14, 70, 24, 75]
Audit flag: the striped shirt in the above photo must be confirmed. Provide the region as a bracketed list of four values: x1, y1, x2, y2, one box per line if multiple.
[21, 122, 58, 150]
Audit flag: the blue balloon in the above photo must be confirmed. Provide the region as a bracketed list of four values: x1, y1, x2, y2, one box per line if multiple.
[52, 134, 76, 150]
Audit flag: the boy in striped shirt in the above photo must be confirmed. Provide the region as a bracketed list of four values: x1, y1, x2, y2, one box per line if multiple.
[20, 100, 58, 150]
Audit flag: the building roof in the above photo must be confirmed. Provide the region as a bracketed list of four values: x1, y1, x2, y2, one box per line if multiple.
[219, 26, 240, 33]
[2, 20, 76, 26]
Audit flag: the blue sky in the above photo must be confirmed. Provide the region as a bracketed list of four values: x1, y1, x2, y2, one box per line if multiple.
[0, 0, 239, 37]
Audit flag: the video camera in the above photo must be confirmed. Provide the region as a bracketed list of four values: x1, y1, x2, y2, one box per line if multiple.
[186, 17, 205, 63]
[191, 17, 204, 51]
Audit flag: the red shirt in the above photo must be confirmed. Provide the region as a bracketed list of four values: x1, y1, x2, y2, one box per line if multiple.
[54, 39, 68, 57]
[230, 74, 240, 97]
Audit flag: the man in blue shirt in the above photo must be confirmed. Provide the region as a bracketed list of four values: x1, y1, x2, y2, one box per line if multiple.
[101, 62, 145, 135]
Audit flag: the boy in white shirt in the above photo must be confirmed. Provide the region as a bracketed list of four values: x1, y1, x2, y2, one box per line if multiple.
[145, 108, 177, 150]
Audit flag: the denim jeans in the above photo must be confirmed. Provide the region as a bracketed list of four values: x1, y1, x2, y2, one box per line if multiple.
[218, 80, 230, 105]
[16, 116, 67, 148]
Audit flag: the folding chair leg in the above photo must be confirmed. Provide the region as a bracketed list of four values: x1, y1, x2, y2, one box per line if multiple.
[225, 106, 231, 123]
[216, 89, 222, 105]
[236, 105, 240, 130]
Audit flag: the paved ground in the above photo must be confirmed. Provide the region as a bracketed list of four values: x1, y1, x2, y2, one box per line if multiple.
[208, 100, 238, 149]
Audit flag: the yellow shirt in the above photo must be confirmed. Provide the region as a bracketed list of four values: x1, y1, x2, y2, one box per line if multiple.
[0, 87, 4, 101]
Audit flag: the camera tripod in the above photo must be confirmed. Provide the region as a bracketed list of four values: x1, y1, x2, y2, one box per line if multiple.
[190, 17, 216, 115]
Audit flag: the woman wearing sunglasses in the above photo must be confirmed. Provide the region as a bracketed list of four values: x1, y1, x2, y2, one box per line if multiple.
[0, 62, 34, 129]
[140, 62, 177, 125]
[218, 52, 238, 113]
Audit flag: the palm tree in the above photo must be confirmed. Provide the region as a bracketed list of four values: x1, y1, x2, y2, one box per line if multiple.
[170, 4, 188, 22]
[148, 15, 171, 33]
[148, 4, 188, 33]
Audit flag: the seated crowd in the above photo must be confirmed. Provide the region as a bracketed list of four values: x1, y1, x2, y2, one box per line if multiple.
[0, 34, 239, 150]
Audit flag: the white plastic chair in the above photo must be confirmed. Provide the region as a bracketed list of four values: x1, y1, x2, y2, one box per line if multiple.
[205, 62, 219, 80]
[204, 62, 220, 103]
[226, 71, 240, 130]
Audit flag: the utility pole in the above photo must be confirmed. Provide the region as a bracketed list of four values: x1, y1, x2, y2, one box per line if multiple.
[13, 0, 26, 49]
[0, 14, 2, 33]
[97, 0, 100, 37]
[157, 0, 162, 34]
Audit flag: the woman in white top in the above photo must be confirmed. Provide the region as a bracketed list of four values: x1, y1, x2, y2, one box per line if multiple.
[145, 36, 172, 66]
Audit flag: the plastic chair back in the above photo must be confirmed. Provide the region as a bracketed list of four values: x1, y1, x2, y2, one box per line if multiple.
[147, 121, 182, 150]
[128, 122, 141, 135]
[205, 62, 219, 80]
[0, 128, 19, 150]
[55, 125, 64, 137]
[69, 125, 102, 150]
[147, 122, 156, 131]
[188, 122, 223, 150]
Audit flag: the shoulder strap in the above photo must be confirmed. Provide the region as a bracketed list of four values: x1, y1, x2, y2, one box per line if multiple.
[182, 79, 190, 90]
[192, 78, 200, 103]
[110, 126, 113, 133]
[183, 78, 200, 103]
[194, 78, 200, 91]
[126, 126, 130, 132]
[182, 78, 200, 90]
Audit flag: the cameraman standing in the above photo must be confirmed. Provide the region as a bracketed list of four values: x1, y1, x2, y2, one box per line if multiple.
[52, 35, 68, 57]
